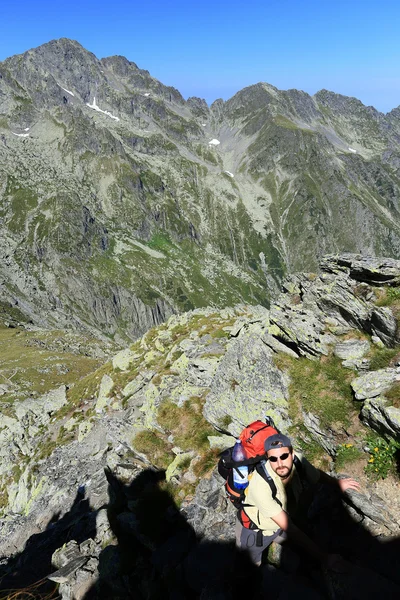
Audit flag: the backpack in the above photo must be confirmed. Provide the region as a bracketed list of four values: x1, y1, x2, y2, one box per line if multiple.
[218, 417, 303, 531]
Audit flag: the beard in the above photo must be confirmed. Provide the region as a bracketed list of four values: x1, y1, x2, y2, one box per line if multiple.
[275, 465, 293, 480]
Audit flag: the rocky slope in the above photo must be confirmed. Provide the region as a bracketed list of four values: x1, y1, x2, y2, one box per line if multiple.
[0, 254, 399, 598]
[1, 40, 400, 341]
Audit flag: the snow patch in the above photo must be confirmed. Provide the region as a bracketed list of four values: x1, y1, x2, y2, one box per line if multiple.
[12, 132, 29, 138]
[348, 147, 357, 153]
[61, 86, 75, 97]
[86, 96, 120, 121]
[114, 239, 165, 259]
[131, 240, 166, 259]
[224, 171, 234, 178]
[209, 139, 220, 146]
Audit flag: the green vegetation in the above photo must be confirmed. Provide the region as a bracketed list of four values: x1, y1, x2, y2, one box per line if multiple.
[132, 430, 173, 469]
[275, 353, 356, 429]
[385, 382, 400, 408]
[375, 287, 400, 307]
[369, 347, 399, 371]
[288, 423, 327, 467]
[364, 433, 400, 480]
[218, 414, 233, 429]
[335, 443, 363, 470]
[157, 397, 215, 454]
[0, 325, 104, 404]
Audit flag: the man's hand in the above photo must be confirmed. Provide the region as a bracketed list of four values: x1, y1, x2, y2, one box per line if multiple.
[338, 477, 360, 493]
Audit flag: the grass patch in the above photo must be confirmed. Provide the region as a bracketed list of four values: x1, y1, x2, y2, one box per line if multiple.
[158, 397, 215, 453]
[365, 433, 400, 480]
[275, 353, 356, 429]
[375, 287, 400, 307]
[385, 381, 400, 408]
[335, 443, 363, 471]
[368, 348, 399, 371]
[0, 325, 105, 403]
[132, 430, 173, 469]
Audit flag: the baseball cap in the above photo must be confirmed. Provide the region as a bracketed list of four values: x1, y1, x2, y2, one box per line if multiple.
[264, 433, 292, 453]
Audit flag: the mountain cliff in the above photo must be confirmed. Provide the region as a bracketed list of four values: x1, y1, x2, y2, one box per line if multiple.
[1, 39, 400, 342]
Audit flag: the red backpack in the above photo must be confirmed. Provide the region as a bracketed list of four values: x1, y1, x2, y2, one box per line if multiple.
[218, 417, 303, 532]
[217, 418, 278, 511]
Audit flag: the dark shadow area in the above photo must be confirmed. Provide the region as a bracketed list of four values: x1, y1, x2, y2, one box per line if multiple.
[0, 486, 98, 598]
[395, 447, 400, 475]
[83, 468, 400, 600]
[0, 468, 399, 599]
[83, 468, 262, 599]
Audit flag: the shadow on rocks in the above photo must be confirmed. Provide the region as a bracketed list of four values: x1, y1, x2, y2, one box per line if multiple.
[0, 486, 97, 597]
[286, 482, 400, 600]
[82, 467, 400, 600]
[83, 468, 262, 600]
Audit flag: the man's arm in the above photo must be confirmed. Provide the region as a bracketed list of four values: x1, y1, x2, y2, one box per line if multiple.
[271, 510, 346, 571]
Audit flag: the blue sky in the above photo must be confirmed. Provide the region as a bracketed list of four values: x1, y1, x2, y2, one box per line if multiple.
[1, 0, 399, 112]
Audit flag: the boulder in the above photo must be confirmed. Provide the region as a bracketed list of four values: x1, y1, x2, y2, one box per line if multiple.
[334, 339, 370, 360]
[370, 306, 398, 347]
[204, 327, 291, 435]
[351, 369, 400, 400]
[320, 254, 400, 286]
[361, 396, 400, 440]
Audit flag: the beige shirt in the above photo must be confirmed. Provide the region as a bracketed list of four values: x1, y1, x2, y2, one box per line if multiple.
[244, 452, 320, 536]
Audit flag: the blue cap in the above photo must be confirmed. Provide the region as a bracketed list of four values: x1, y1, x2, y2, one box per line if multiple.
[264, 433, 292, 452]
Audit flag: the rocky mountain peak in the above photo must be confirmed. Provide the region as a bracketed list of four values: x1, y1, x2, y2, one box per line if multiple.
[1, 39, 400, 343]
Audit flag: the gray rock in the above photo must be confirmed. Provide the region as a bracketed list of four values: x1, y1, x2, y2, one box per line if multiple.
[204, 327, 291, 435]
[269, 302, 329, 357]
[370, 306, 398, 347]
[351, 368, 400, 400]
[361, 396, 400, 440]
[344, 488, 400, 533]
[48, 556, 89, 584]
[207, 434, 235, 450]
[334, 339, 370, 360]
[320, 254, 400, 286]
[302, 411, 337, 455]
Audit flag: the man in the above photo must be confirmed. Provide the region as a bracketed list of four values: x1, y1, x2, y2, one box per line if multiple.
[235, 433, 360, 568]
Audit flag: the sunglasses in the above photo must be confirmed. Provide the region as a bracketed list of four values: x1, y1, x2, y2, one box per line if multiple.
[268, 452, 290, 462]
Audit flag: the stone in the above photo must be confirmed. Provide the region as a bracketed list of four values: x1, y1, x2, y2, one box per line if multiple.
[207, 434, 235, 450]
[302, 411, 336, 455]
[166, 452, 194, 482]
[361, 396, 400, 440]
[47, 556, 89, 583]
[95, 374, 114, 412]
[334, 339, 370, 360]
[351, 369, 400, 400]
[112, 348, 138, 371]
[204, 328, 291, 435]
[370, 307, 398, 347]
[269, 302, 329, 357]
[261, 333, 299, 358]
[372, 335, 385, 348]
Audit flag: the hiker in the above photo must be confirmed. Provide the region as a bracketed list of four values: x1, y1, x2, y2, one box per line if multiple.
[235, 433, 360, 568]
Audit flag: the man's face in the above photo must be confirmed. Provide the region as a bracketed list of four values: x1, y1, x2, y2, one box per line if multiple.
[266, 446, 294, 480]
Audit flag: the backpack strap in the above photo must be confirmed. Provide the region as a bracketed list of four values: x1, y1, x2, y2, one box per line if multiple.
[255, 460, 283, 508]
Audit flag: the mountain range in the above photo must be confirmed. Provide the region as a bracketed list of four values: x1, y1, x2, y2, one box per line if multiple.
[1, 38, 400, 342]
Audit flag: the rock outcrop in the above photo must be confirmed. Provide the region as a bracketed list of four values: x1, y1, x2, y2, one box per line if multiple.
[0, 254, 399, 597]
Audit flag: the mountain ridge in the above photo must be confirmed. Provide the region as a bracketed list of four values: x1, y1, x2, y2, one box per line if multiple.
[1, 38, 400, 342]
